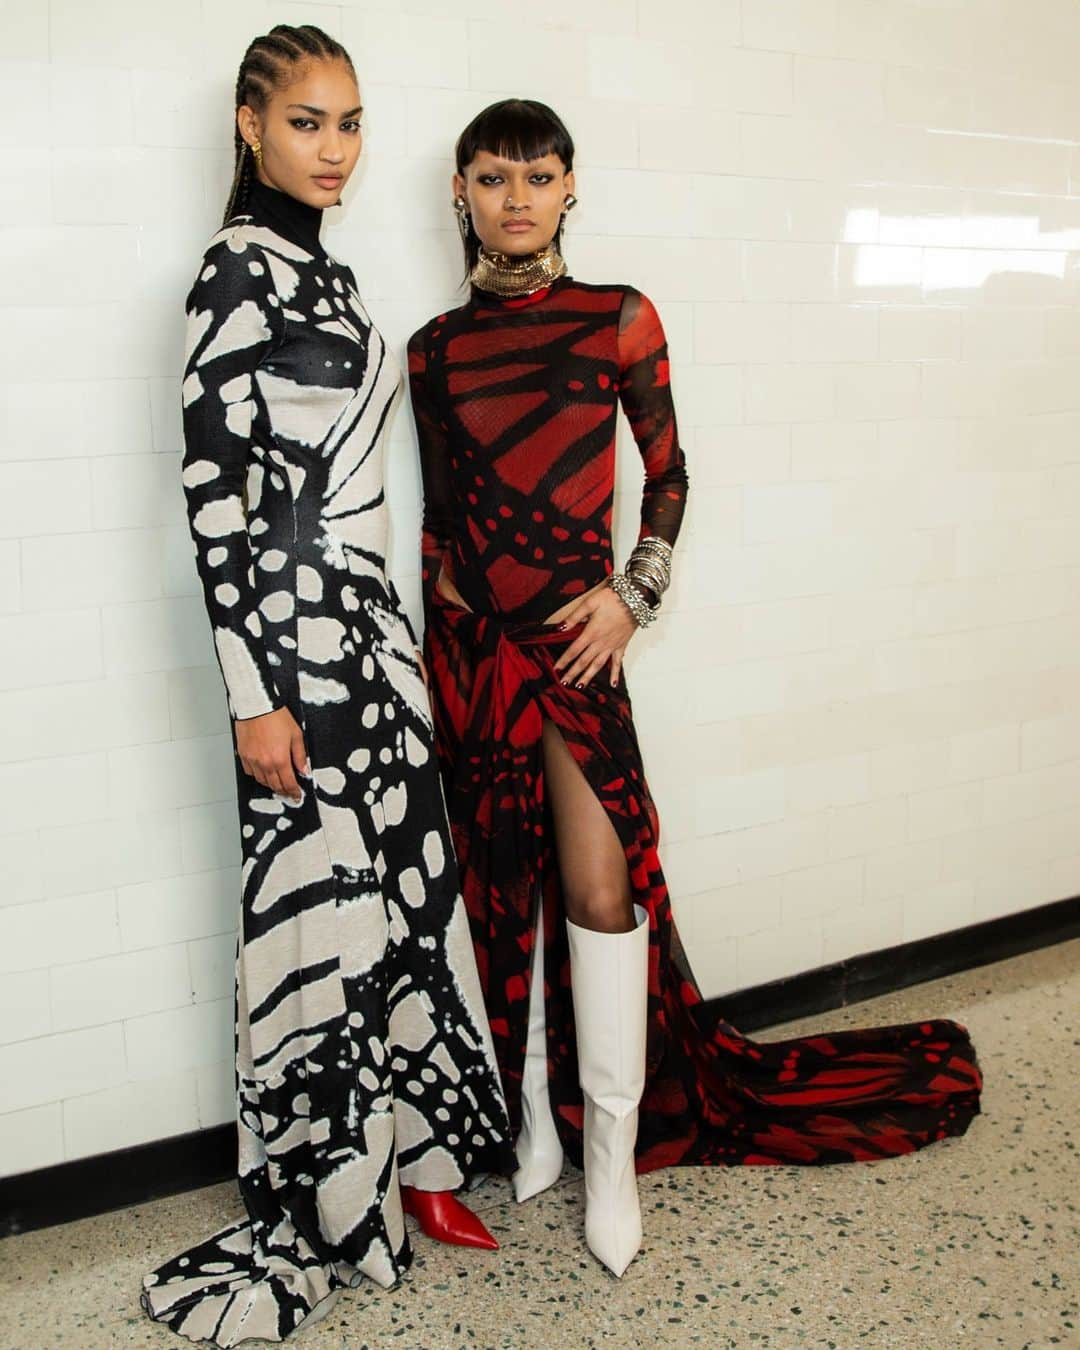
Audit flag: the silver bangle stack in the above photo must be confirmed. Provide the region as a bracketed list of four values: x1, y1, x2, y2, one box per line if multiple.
[626, 535, 673, 603]
[608, 571, 658, 627]
[608, 536, 674, 629]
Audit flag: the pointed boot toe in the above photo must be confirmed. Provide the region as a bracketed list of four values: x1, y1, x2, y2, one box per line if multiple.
[400, 1186, 499, 1251]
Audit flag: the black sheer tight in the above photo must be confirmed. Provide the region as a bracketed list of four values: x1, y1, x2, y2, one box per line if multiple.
[541, 719, 635, 934]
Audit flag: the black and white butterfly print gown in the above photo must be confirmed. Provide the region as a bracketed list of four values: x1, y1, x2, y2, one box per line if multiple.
[142, 178, 514, 1347]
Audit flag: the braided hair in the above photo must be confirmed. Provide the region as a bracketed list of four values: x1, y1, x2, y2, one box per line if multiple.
[223, 24, 356, 226]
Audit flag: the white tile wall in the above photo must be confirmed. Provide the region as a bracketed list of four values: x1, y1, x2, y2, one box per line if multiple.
[1, 0, 1078, 1178]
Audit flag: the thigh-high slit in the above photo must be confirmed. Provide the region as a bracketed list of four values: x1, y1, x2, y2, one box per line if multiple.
[541, 717, 635, 935]
[424, 585, 983, 1171]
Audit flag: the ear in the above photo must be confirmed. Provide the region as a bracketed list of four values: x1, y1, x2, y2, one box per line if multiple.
[451, 170, 467, 201]
[564, 169, 576, 196]
[236, 104, 260, 147]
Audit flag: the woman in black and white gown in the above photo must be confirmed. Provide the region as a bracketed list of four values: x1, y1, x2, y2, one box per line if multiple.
[141, 25, 514, 1347]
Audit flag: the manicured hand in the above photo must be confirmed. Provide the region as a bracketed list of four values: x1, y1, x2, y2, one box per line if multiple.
[234, 705, 309, 802]
[552, 584, 638, 689]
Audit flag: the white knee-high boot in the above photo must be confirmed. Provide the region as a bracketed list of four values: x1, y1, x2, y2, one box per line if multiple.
[512, 907, 565, 1202]
[566, 904, 649, 1278]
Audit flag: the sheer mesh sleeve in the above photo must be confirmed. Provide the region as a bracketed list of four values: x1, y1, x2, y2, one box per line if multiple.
[407, 327, 455, 617]
[181, 236, 285, 721]
[616, 288, 689, 548]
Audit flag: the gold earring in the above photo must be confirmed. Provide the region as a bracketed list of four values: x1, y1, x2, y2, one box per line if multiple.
[453, 194, 470, 242]
[562, 193, 578, 215]
[251, 139, 263, 169]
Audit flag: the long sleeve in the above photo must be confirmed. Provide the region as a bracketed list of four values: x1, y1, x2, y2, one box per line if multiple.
[616, 288, 689, 548]
[406, 327, 455, 618]
[181, 235, 286, 721]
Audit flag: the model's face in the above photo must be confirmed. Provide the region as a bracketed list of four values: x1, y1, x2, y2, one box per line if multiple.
[237, 59, 363, 207]
[454, 150, 574, 256]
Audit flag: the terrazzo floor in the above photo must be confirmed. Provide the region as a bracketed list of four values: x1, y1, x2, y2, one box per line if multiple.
[1, 939, 1076, 1350]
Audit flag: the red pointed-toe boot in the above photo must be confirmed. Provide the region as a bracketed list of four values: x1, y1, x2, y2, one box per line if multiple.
[400, 1186, 499, 1251]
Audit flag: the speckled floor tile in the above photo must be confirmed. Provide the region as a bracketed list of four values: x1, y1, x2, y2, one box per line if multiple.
[1, 940, 1076, 1350]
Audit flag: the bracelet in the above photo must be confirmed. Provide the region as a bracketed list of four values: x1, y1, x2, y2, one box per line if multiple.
[626, 558, 668, 600]
[627, 536, 673, 600]
[608, 571, 659, 627]
[631, 535, 673, 559]
[632, 535, 673, 557]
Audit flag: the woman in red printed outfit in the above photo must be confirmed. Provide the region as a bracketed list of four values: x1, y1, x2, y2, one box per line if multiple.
[407, 99, 982, 1278]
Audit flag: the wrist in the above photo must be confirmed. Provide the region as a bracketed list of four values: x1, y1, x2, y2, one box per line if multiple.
[628, 577, 658, 607]
[626, 536, 673, 612]
[608, 571, 658, 628]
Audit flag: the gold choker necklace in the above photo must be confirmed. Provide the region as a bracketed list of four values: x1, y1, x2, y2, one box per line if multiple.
[470, 243, 567, 298]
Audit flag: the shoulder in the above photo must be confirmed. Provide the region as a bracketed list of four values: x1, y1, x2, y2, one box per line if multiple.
[609, 284, 664, 335]
[190, 219, 275, 293]
[610, 286, 668, 368]
[201, 213, 266, 261]
[604, 282, 654, 315]
[557, 277, 663, 327]
[561, 278, 645, 304]
[186, 220, 285, 323]
[559, 278, 659, 324]
[407, 302, 470, 354]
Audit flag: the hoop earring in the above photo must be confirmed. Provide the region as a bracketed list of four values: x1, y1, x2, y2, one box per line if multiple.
[453, 194, 470, 243]
[562, 193, 578, 216]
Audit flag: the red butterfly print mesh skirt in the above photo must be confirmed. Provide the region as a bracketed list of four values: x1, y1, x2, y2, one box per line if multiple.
[424, 587, 982, 1171]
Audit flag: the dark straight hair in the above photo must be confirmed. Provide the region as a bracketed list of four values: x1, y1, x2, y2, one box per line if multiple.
[222, 24, 356, 226]
[454, 98, 576, 272]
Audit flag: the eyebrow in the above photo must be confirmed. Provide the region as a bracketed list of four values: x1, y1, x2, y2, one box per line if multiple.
[286, 103, 364, 117]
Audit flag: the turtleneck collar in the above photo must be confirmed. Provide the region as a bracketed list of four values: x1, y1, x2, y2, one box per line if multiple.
[470, 273, 570, 310]
[245, 177, 325, 256]
[468, 241, 567, 301]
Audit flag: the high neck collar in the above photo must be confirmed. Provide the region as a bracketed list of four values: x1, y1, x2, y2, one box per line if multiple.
[245, 177, 325, 255]
[469, 274, 570, 311]
[469, 242, 567, 300]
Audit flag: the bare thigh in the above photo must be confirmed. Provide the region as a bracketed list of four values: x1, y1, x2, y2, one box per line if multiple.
[541, 719, 634, 934]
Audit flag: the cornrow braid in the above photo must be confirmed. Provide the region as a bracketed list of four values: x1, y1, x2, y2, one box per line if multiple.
[222, 24, 356, 226]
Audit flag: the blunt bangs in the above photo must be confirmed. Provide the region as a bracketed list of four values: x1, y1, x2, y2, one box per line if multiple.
[455, 98, 575, 174]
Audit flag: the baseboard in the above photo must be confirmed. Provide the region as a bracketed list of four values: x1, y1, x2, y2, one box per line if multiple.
[709, 893, 1079, 1033]
[0, 1117, 237, 1241]
[2, 894, 1077, 1239]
